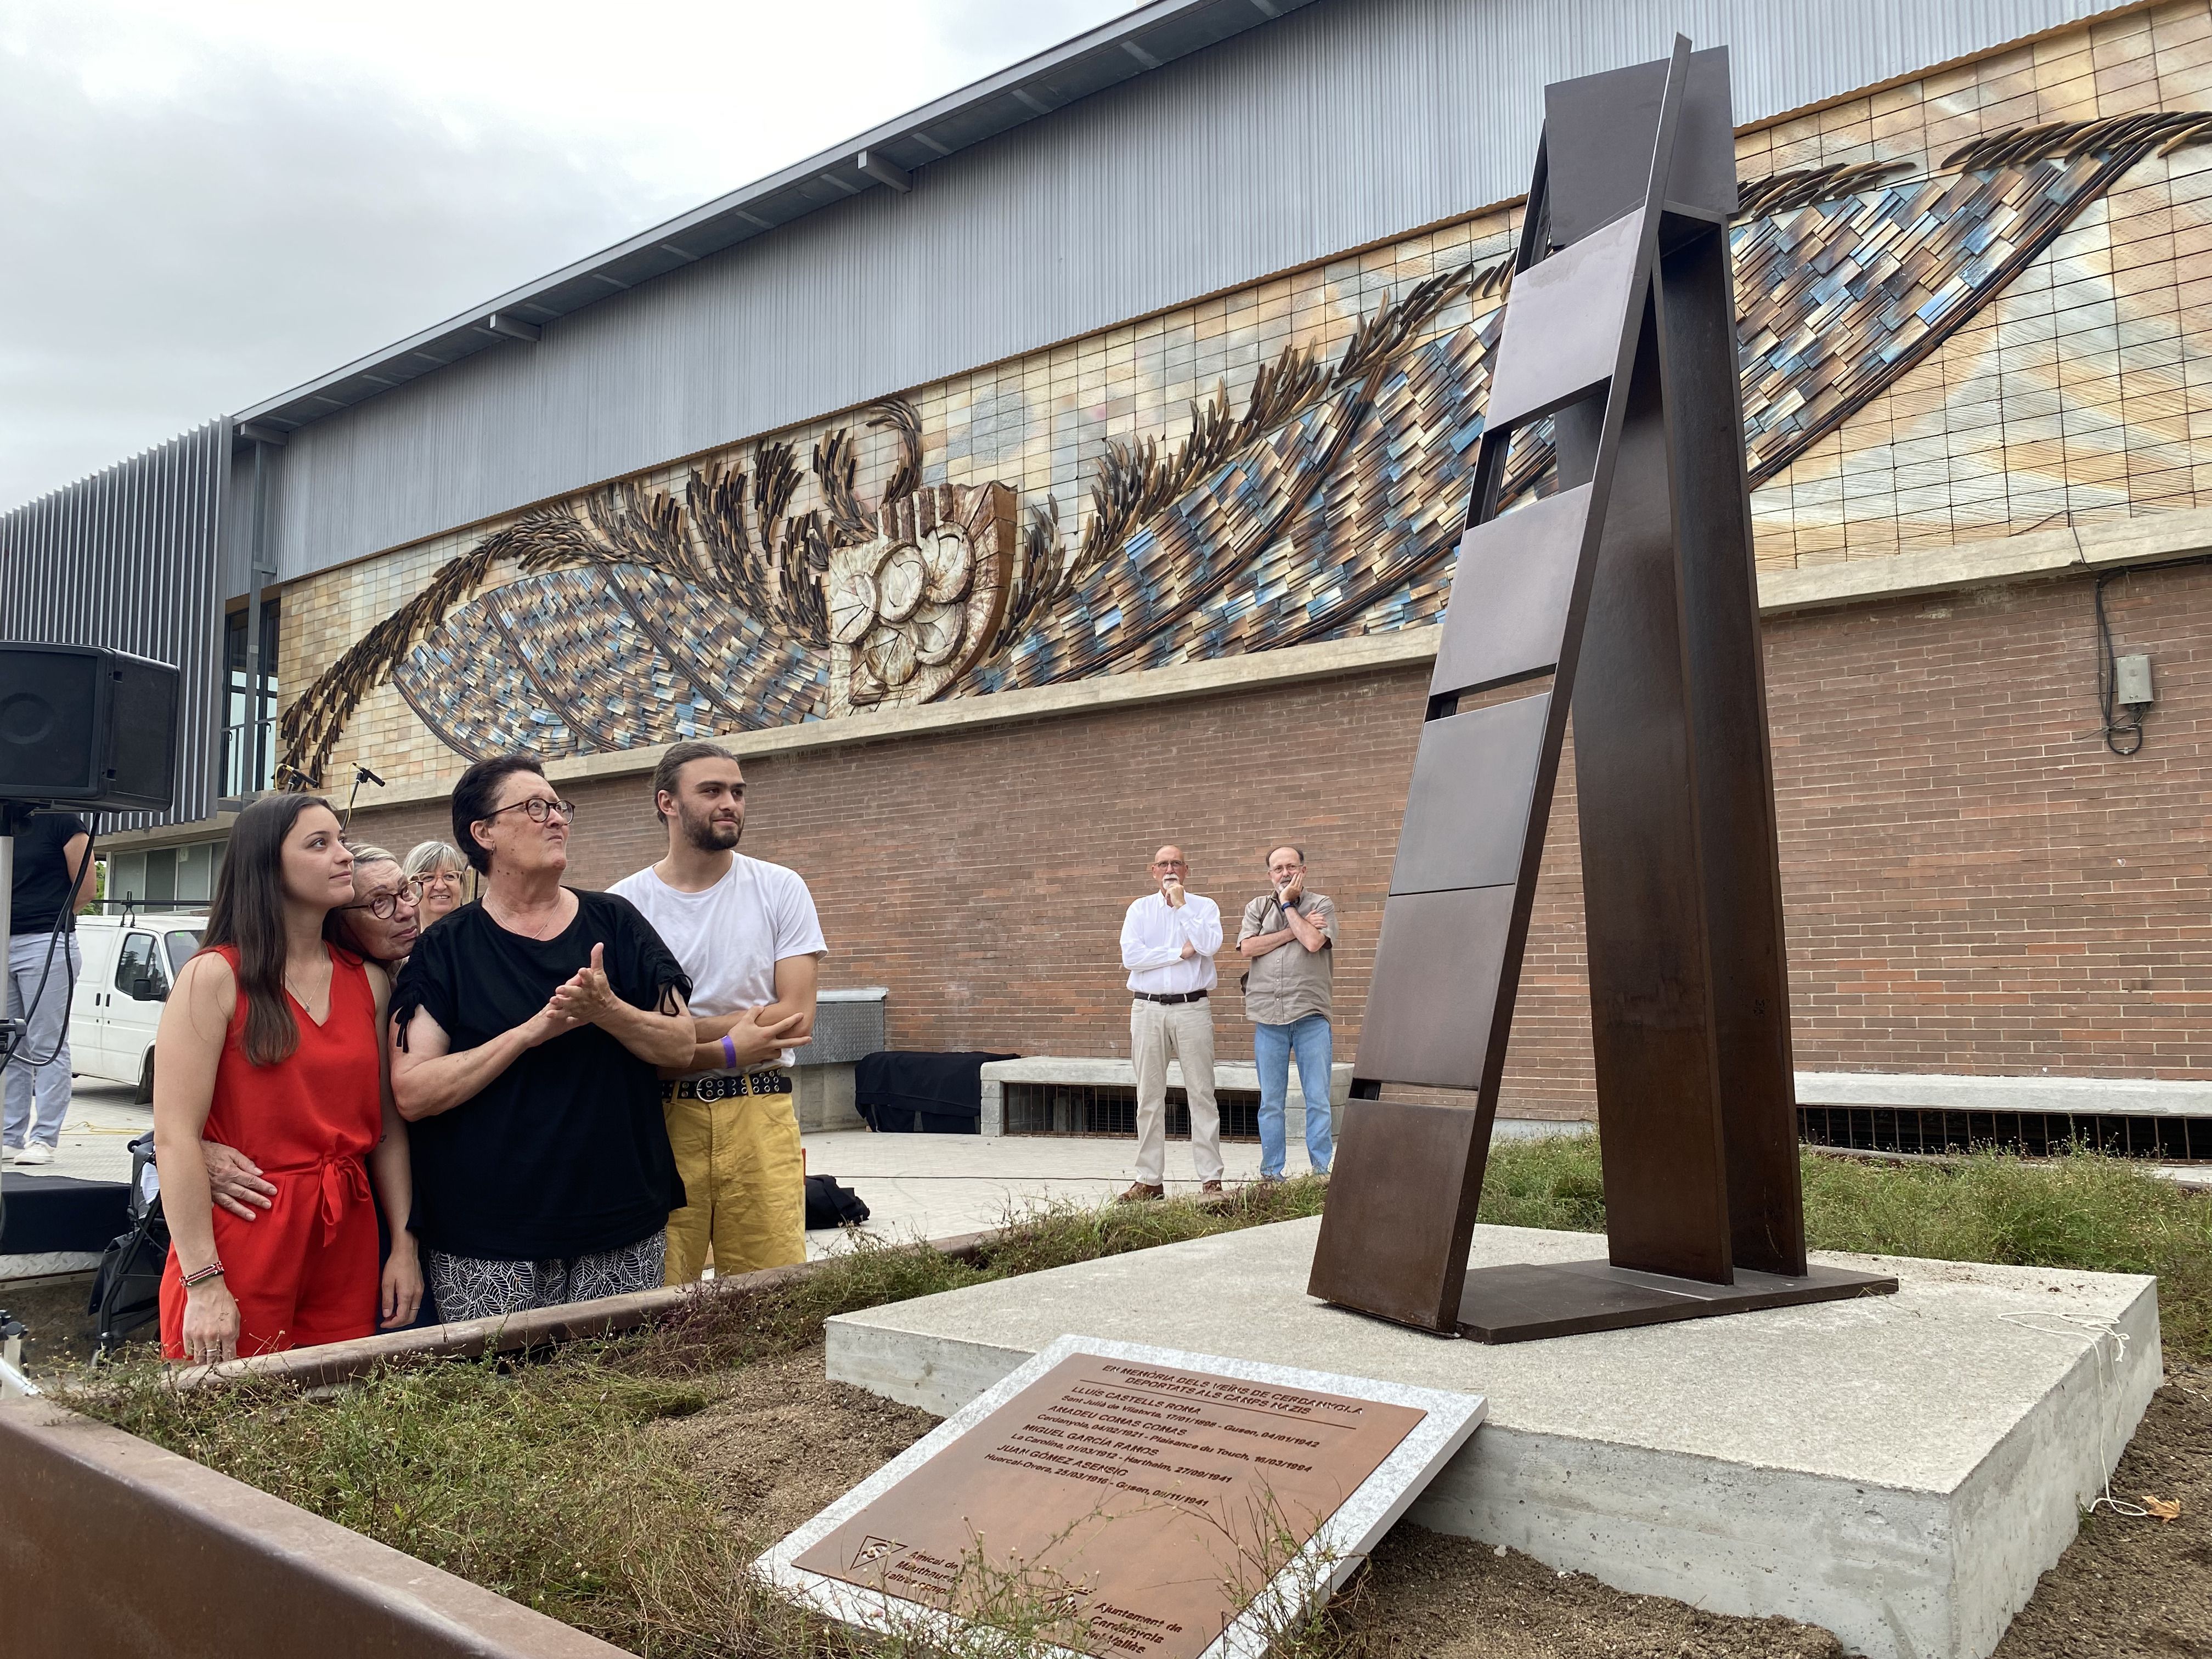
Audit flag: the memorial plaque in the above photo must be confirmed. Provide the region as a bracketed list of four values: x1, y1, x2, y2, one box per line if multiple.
[759, 1335, 1485, 1659]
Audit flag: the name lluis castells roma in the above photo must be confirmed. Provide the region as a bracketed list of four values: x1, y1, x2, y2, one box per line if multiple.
[793, 1356, 1427, 1659]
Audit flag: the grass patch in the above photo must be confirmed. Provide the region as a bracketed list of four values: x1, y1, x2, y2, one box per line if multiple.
[1474, 1135, 2212, 1358]
[63, 1149, 2212, 1657]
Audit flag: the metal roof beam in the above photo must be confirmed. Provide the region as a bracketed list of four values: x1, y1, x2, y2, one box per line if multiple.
[857, 149, 913, 192]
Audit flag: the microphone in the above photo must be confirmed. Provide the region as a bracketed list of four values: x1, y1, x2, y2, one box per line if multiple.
[355, 766, 387, 787]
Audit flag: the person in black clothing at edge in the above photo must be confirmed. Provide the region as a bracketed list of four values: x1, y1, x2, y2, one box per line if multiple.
[5, 809, 91, 1166]
[389, 754, 696, 1318]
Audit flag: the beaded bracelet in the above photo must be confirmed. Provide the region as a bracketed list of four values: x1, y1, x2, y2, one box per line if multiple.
[180, 1260, 225, 1290]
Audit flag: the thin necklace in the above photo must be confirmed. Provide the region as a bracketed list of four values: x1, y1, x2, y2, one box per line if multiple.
[489, 889, 568, 939]
[285, 952, 330, 1011]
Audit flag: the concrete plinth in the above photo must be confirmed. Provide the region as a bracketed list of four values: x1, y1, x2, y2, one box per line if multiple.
[793, 1062, 862, 1131]
[825, 1218, 2160, 1659]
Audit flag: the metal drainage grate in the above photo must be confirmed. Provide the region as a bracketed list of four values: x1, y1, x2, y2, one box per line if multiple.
[1005, 1082, 1261, 1141]
[1798, 1105, 2212, 1162]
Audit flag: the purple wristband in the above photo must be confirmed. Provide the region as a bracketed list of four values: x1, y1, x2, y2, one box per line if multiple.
[720, 1035, 739, 1071]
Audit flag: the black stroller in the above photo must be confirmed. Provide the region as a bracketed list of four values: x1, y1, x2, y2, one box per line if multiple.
[87, 1131, 167, 1356]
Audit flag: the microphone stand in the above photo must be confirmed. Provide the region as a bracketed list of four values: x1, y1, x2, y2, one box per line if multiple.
[341, 765, 386, 832]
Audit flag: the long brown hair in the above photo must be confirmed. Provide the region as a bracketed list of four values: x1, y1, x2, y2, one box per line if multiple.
[202, 793, 338, 1066]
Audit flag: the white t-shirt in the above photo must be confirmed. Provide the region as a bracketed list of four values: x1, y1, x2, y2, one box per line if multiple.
[608, 855, 828, 1069]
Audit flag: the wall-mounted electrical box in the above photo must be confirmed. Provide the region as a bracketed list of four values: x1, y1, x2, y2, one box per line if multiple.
[2115, 653, 2155, 708]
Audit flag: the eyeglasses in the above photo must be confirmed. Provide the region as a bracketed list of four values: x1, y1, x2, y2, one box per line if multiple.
[342, 884, 421, 921]
[479, 797, 578, 827]
[416, 868, 464, 888]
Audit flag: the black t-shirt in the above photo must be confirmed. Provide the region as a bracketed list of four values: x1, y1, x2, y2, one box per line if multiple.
[392, 889, 691, 1261]
[9, 811, 87, 934]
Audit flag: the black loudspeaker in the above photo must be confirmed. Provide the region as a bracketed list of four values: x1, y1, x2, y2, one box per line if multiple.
[0, 643, 179, 812]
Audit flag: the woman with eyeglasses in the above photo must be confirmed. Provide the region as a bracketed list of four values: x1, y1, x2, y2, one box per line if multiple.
[403, 840, 469, 928]
[153, 793, 422, 1365]
[332, 844, 422, 968]
[390, 754, 695, 1318]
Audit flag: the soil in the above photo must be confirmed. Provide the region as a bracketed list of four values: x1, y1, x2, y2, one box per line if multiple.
[0, 1272, 138, 1382]
[650, 1347, 942, 1549]
[1330, 1528, 1843, 1657]
[658, 1345, 2212, 1658]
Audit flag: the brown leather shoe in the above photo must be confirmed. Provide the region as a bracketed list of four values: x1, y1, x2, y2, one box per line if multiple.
[1116, 1183, 1166, 1203]
[1200, 1180, 1224, 1194]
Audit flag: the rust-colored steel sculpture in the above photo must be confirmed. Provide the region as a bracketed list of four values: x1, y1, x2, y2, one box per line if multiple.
[1308, 40, 1898, 1342]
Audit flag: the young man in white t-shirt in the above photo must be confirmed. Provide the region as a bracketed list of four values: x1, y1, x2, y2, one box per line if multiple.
[609, 741, 826, 1281]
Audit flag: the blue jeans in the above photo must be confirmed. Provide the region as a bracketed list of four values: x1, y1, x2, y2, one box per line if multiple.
[1254, 1014, 1334, 1179]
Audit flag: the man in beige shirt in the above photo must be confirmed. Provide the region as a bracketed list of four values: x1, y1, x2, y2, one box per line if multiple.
[1235, 845, 1335, 1181]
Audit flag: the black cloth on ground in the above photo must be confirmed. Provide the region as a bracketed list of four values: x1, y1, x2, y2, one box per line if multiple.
[854, 1050, 1017, 1135]
[391, 891, 690, 1261]
[8, 810, 87, 934]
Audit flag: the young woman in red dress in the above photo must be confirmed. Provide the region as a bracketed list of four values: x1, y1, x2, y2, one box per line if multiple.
[155, 794, 423, 1364]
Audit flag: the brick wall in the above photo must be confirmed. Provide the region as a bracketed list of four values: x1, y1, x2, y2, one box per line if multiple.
[346, 560, 2212, 1114]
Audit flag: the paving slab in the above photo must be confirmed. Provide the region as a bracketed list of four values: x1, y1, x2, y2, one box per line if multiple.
[825, 1217, 2162, 1659]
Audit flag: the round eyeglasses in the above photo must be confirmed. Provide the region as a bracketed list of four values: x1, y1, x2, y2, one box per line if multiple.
[342, 883, 421, 921]
[479, 797, 579, 827]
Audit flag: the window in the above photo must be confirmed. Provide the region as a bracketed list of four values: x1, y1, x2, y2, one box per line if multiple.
[164, 930, 202, 977]
[115, 932, 169, 1002]
[223, 599, 281, 795]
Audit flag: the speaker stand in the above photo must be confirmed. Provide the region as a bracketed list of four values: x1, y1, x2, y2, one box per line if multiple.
[0, 801, 22, 1066]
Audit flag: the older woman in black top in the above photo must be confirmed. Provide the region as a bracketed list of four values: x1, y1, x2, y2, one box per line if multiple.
[390, 754, 695, 1318]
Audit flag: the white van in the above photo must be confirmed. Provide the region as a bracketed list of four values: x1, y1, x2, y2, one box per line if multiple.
[65, 913, 205, 1101]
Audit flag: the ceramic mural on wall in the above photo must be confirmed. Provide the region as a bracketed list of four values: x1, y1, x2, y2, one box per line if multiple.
[276, 113, 2212, 786]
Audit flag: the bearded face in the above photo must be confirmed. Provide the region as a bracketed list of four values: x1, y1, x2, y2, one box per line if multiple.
[679, 792, 743, 853]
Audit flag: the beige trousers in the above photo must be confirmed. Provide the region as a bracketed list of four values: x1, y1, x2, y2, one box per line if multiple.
[1129, 997, 1224, 1184]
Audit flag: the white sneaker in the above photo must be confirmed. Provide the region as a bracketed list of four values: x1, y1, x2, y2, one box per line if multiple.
[0, 1144, 17, 1164]
[13, 1143, 53, 1166]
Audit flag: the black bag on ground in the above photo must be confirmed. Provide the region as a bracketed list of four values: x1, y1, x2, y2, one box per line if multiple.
[88, 1132, 168, 1354]
[804, 1173, 870, 1228]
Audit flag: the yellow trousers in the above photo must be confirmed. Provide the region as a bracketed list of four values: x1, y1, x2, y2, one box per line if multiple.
[662, 1092, 806, 1283]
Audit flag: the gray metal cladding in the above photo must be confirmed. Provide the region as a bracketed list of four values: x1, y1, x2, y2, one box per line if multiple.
[0, 421, 228, 827]
[251, 0, 2103, 582]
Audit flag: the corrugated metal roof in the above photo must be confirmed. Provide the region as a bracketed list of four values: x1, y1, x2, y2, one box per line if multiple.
[209, 0, 2137, 588]
[232, 0, 1322, 440]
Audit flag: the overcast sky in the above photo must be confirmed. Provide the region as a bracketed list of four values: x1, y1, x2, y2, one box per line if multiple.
[0, 0, 1133, 510]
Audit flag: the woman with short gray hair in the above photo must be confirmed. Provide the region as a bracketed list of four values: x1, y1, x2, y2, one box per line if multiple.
[403, 840, 469, 928]
[331, 843, 421, 969]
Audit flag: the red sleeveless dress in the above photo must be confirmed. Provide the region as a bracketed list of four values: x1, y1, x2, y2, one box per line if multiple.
[159, 944, 383, 1359]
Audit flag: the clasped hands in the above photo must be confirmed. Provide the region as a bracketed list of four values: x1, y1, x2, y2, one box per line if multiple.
[531, 942, 622, 1042]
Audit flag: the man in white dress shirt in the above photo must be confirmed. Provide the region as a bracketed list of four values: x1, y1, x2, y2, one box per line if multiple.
[1117, 845, 1224, 1201]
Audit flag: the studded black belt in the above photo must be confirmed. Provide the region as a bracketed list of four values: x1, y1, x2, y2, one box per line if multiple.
[662, 1069, 792, 1102]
